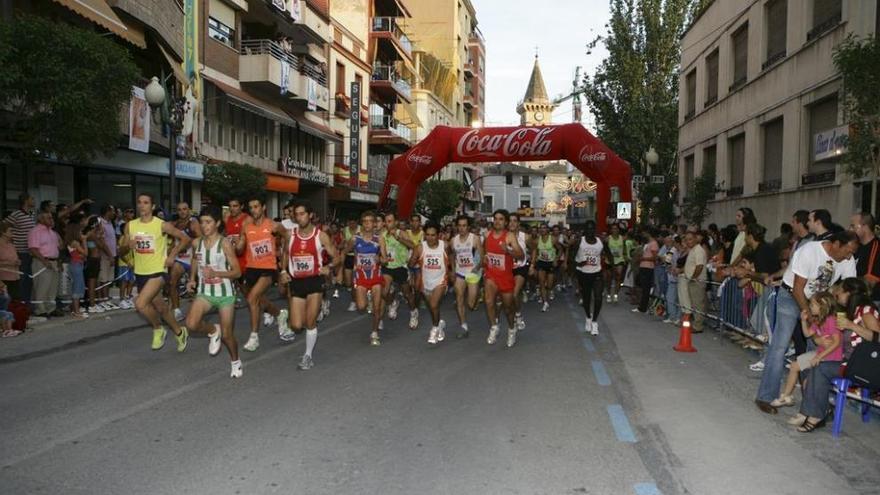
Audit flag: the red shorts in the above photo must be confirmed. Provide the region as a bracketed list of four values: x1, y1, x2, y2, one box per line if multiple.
[355, 277, 385, 290]
[485, 272, 515, 293]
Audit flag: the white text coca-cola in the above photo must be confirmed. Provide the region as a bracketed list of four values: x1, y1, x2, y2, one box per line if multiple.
[456, 128, 555, 159]
[578, 145, 607, 163]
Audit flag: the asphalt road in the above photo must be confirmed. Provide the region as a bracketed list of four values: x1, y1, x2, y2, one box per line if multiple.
[2, 289, 879, 495]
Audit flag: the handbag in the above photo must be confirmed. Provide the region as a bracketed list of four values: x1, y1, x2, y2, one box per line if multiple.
[844, 331, 880, 391]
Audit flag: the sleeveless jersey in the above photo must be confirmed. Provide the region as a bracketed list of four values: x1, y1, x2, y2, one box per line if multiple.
[225, 213, 250, 271]
[576, 237, 604, 274]
[484, 230, 513, 279]
[420, 240, 448, 291]
[514, 231, 529, 268]
[407, 229, 424, 246]
[607, 235, 625, 264]
[537, 235, 557, 262]
[452, 233, 478, 276]
[175, 217, 198, 264]
[353, 234, 382, 281]
[244, 218, 278, 270]
[344, 226, 357, 255]
[195, 237, 234, 297]
[130, 217, 167, 275]
[383, 229, 410, 269]
[288, 227, 324, 279]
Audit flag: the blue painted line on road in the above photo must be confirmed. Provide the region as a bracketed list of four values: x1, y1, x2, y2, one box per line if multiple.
[607, 404, 637, 443]
[633, 482, 661, 495]
[591, 360, 611, 386]
[581, 338, 596, 353]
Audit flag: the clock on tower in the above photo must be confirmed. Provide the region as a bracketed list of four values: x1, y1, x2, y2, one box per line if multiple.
[516, 55, 558, 127]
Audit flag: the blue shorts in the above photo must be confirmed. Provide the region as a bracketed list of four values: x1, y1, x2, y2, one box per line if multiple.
[0, 310, 12, 322]
[175, 260, 192, 273]
[118, 266, 135, 283]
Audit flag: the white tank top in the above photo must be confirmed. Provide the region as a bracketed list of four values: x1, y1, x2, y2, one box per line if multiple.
[514, 231, 529, 268]
[420, 240, 448, 290]
[452, 233, 477, 275]
[195, 237, 234, 297]
[576, 237, 604, 274]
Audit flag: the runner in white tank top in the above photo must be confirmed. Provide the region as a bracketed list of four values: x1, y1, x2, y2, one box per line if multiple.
[411, 223, 450, 344]
[509, 214, 530, 332]
[451, 215, 483, 339]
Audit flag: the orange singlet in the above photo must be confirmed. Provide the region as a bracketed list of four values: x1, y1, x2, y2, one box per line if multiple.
[244, 218, 278, 270]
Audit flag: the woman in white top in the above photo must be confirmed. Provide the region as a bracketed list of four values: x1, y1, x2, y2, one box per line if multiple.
[450, 215, 483, 339]
[411, 222, 451, 345]
[575, 220, 608, 336]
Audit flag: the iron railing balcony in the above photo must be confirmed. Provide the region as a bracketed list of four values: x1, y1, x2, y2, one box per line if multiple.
[240, 39, 328, 87]
[371, 17, 412, 56]
[371, 64, 411, 100]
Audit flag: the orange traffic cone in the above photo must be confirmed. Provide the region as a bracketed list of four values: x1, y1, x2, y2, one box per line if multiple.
[673, 314, 697, 353]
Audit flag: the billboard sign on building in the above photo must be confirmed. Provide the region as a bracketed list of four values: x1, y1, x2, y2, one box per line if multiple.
[128, 86, 150, 153]
[349, 81, 361, 188]
[814, 124, 849, 162]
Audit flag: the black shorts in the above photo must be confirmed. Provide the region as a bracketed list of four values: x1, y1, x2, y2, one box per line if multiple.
[85, 257, 101, 279]
[513, 265, 530, 279]
[536, 260, 555, 273]
[383, 266, 409, 285]
[289, 275, 325, 298]
[135, 272, 166, 292]
[245, 268, 277, 287]
[344, 254, 355, 270]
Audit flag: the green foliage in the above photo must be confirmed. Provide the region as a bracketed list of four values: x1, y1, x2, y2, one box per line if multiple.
[0, 15, 140, 163]
[584, 0, 694, 222]
[683, 166, 716, 226]
[833, 34, 880, 180]
[203, 162, 268, 206]
[414, 179, 464, 223]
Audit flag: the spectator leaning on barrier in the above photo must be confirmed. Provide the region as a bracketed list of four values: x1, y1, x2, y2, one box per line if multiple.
[4, 193, 36, 306]
[28, 212, 64, 318]
[755, 230, 859, 415]
[98, 205, 118, 308]
[849, 212, 880, 304]
[634, 228, 659, 314]
[730, 207, 757, 267]
[662, 235, 683, 325]
[681, 231, 707, 332]
[772, 223, 793, 268]
[0, 222, 21, 300]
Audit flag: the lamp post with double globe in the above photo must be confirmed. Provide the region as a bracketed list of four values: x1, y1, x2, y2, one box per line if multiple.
[144, 76, 187, 212]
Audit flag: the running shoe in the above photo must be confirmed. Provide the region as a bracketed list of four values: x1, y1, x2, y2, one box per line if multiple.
[173, 308, 184, 322]
[378, 320, 384, 331]
[279, 328, 296, 342]
[549, 292, 555, 301]
[591, 321, 599, 336]
[606, 294, 612, 303]
[457, 324, 469, 339]
[347, 302, 357, 312]
[151, 327, 167, 350]
[487, 325, 499, 345]
[317, 309, 325, 323]
[428, 327, 439, 345]
[298, 354, 314, 370]
[516, 314, 525, 331]
[230, 360, 243, 378]
[370, 332, 381, 346]
[208, 324, 222, 356]
[388, 299, 400, 320]
[118, 300, 131, 310]
[749, 360, 765, 372]
[613, 294, 619, 303]
[631, 308, 641, 313]
[522, 291, 528, 303]
[506, 327, 517, 348]
[584, 318, 592, 333]
[175, 326, 188, 352]
[322, 300, 331, 316]
[263, 312, 275, 327]
[277, 309, 289, 337]
[105, 301, 120, 310]
[409, 309, 419, 330]
[367, 305, 372, 314]
[437, 320, 446, 342]
[244, 333, 260, 351]
[333, 288, 340, 298]
[542, 301, 549, 312]
[91, 305, 105, 314]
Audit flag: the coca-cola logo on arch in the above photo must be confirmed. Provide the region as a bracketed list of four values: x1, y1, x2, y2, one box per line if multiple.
[406, 153, 433, 170]
[456, 127, 556, 159]
[578, 145, 607, 163]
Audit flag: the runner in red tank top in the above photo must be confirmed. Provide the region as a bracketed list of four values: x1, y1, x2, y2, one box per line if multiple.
[483, 209, 524, 348]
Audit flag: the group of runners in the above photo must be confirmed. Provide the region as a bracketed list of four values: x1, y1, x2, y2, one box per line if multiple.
[120, 192, 616, 379]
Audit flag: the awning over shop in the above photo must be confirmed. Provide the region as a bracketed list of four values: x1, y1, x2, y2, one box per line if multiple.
[265, 171, 300, 194]
[295, 118, 343, 143]
[51, 0, 146, 48]
[156, 41, 187, 85]
[203, 75, 297, 126]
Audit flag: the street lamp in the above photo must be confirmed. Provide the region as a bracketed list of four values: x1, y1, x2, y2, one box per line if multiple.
[644, 146, 659, 176]
[144, 75, 187, 213]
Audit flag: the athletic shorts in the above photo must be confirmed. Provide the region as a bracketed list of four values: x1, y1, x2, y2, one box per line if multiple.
[513, 265, 529, 279]
[354, 276, 384, 290]
[85, 257, 101, 279]
[456, 272, 481, 284]
[99, 256, 115, 283]
[174, 259, 192, 273]
[536, 260, 555, 273]
[422, 280, 446, 295]
[485, 273, 514, 293]
[383, 266, 409, 285]
[135, 272, 166, 292]
[118, 266, 135, 283]
[289, 275, 325, 298]
[197, 294, 235, 309]
[344, 254, 355, 270]
[244, 268, 276, 287]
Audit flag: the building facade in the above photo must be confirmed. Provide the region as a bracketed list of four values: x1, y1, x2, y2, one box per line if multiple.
[678, 0, 879, 229]
[479, 163, 546, 223]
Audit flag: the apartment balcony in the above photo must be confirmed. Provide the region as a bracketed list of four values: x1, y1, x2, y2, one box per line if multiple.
[801, 169, 836, 187]
[463, 93, 474, 109]
[464, 61, 475, 78]
[249, 0, 331, 45]
[239, 39, 330, 111]
[371, 17, 412, 63]
[368, 111, 413, 154]
[371, 65, 411, 103]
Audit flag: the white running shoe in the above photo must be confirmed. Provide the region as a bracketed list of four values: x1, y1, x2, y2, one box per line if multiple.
[322, 300, 331, 316]
[262, 312, 275, 327]
[516, 314, 525, 331]
[297, 354, 314, 371]
[367, 304, 372, 314]
[378, 320, 384, 331]
[347, 302, 357, 312]
[104, 301, 119, 310]
[119, 300, 132, 310]
[437, 320, 446, 341]
[542, 301, 549, 312]
[613, 294, 619, 303]
[208, 324, 222, 356]
[409, 309, 419, 330]
[173, 308, 184, 321]
[91, 305, 105, 314]
[428, 327, 438, 344]
[279, 328, 296, 342]
[487, 325, 499, 345]
[549, 292, 555, 301]
[333, 288, 340, 298]
[749, 360, 765, 372]
[277, 309, 289, 337]
[230, 360, 243, 378]
[584, 318, 592, 333]
[388, 299, 400, 320]
[243, 333, 260, 352]
[522, 291, 528, 303]
[507, 328, 517, 348]
[606, 294, 612, 303]
[591, 320, 599, 336]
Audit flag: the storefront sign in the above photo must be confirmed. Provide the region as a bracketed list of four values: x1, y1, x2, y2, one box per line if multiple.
[171, 160, 204, 180]
[814, 124, 849, 162]
[350, 190, 378, 203]
[349, 81, 361, 188]
[128, 86, 150, 153]
[279, 157, 330, 185]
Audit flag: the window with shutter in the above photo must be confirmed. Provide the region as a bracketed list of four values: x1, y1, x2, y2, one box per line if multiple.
[705, 50, 719, 104]
[728, 135, 745, 196]
[761, 119, 784, 190]
[731, 24, 748, 90]
[813, 0, 841, 28]
[685, 70, 696, 119]
[764, 0, 787, 68]
[684, 155, 695, 195]
[703, 145, 717, 180]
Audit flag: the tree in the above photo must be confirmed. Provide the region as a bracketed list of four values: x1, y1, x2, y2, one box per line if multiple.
[683, 166, 715, 226]
[833, 34, 880, 215]
[0, 15, 140, 163]
[203, 162, 268, 206]
[414, 179, 464, 223]
[583, 0, 695, 225]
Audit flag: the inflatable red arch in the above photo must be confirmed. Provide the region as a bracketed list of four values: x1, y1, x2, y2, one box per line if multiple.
[378, 123, 633, 231]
